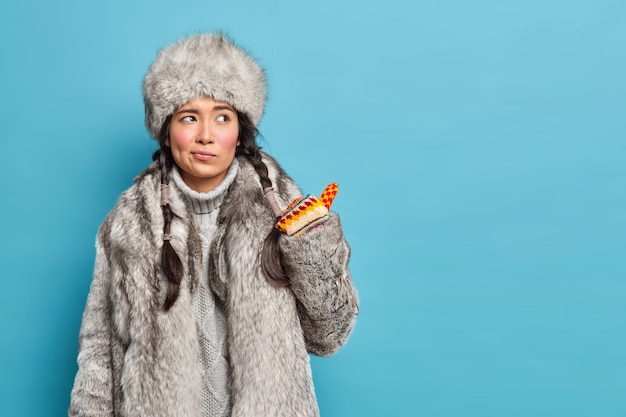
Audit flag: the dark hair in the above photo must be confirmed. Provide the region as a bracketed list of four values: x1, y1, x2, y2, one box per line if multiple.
[153, 111, 288, 311]
[235, 112, 289, 288]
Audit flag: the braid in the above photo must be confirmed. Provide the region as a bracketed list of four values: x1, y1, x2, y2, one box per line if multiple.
[154, 117, 184, 311]
[236, 113, 289, 287]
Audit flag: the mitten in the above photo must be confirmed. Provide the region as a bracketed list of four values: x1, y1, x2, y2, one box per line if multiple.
[276, 183, 338, 237]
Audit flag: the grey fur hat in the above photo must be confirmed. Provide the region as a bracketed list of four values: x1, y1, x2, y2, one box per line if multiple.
[143, 33, 266, 139]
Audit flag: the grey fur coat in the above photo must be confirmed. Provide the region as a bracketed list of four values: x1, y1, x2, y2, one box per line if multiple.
[69, 154, 358, 417]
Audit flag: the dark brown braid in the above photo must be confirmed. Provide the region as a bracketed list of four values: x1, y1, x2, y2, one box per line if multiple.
[153, 116, 185, 311]
[236, 113, 289, 287]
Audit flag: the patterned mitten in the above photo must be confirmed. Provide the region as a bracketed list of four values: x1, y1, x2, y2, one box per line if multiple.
[276, 183, 338, 237]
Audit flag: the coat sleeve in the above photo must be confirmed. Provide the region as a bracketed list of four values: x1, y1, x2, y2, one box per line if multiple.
[279, 213, 359, 357]
[68, 237, 116, 417]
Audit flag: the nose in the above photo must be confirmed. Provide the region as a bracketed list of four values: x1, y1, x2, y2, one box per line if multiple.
[196, 121, 214, 144]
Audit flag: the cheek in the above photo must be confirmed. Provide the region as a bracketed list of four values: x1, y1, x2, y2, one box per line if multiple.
[218, 129, 240, 150]
[168, 127, 194, 150]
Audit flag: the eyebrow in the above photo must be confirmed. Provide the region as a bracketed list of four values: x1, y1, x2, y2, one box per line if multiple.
[175, 104, 236, 114]
[213, 105, 236, 112]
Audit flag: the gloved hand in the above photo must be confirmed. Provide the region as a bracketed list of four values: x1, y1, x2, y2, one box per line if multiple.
[276, 183, 338, 237]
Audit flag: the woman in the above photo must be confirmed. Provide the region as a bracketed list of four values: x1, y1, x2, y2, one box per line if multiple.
[69, 33, 358, 417]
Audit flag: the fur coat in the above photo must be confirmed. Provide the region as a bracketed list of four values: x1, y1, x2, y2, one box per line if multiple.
[68, 154, 358, 417]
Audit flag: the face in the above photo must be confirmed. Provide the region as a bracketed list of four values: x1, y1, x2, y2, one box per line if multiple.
[167, 97, 240, 193]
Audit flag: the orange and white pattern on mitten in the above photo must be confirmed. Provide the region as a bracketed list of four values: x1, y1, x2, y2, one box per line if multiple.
[276, 183, 339, 236]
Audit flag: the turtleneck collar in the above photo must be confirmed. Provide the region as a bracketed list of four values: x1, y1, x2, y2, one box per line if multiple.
[171, 158, 240, 215]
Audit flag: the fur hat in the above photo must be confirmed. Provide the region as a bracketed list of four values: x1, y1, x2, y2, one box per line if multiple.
[143, 33, 266, 139]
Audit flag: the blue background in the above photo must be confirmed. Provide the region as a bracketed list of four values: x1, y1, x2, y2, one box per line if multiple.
[1, 0, 625, 416]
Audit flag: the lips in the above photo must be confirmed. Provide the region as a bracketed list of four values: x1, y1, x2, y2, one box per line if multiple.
[192, 151, 216, 161]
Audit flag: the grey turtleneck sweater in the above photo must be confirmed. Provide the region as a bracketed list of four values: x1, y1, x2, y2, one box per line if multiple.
[171, 159, 240, 417]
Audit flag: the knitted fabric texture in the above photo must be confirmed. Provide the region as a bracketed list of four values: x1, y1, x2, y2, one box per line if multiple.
[276, 183, 338, 236]
[143, 33, 266, 139]
[171, 160, 239, 417]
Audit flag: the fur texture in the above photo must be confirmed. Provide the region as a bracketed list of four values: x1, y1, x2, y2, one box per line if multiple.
[143, 33, 266, 138]
[69, 154, 358, 417]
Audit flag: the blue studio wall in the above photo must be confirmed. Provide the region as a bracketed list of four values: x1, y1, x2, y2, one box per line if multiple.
[1, 1, 625, 416]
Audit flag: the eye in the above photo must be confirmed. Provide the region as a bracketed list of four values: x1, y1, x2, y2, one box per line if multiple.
[181, 115, 196, 122]
[216, 114, 230, 123]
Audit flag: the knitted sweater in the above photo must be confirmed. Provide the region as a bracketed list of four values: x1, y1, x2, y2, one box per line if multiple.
[171, 160, 240, 417]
